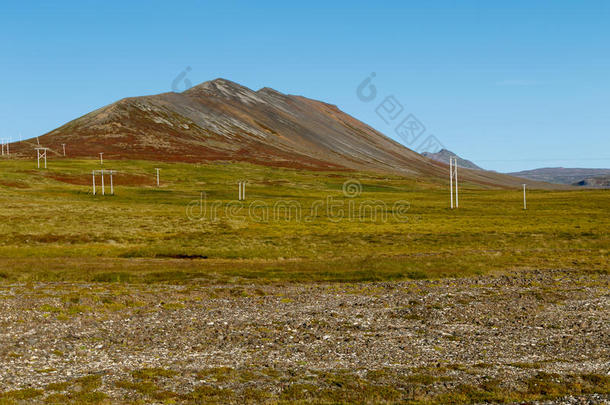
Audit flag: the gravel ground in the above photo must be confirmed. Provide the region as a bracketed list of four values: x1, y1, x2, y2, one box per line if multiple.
[0, 269, 608, 404]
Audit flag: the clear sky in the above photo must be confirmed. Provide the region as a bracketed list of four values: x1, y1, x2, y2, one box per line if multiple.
[1, 0, 608, 172]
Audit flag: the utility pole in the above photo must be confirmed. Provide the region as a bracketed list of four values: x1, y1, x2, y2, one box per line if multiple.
[155, 168, 160, 187]
[454, 157, 459, 208]
[62, 144, 66, 156]
[0, 139, 9, 156]
[523, 184, 527, 210]
[238, 181, 246, 201]
[449, 156, 458, 208]
[1, 140, 9, 157]
[92, 170, 115, 196]
[110, 170, 114, 195]
[99, 152, 104, 165]
[35, 147, 48, 169]
[449, 157, 453, 209]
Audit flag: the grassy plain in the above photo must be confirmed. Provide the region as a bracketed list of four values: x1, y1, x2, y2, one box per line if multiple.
[0, 157, 609, 404]
[0, 158, 607, 283]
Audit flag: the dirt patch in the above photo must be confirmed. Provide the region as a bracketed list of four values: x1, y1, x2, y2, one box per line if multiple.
[0, 180, 30, 188]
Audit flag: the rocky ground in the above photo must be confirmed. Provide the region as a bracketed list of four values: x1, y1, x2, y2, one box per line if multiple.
[0, 269, 608, 404]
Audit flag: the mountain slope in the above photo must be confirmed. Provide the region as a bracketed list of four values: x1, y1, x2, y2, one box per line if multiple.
[9, 78, 564, 189]
[421, 149, 483, 170]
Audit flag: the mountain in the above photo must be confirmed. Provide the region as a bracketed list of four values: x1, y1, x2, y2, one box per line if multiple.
[509, 168, 610, 188]
[421, 149, 483, 170]
[9, 78, 562, 189]
[16, 79, 434, 173]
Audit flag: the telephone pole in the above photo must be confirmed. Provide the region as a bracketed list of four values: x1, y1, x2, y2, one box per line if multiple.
[449, 156, 458, 209]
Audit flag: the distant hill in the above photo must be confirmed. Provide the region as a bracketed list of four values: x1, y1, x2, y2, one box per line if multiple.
[421, 149, 483, 170]
[509, 168, 610, 188]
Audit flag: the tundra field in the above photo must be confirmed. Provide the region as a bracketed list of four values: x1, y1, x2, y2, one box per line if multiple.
[0, 158, 608, 404]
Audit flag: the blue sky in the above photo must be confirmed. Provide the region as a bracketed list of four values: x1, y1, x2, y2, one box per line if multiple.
[1, 0, 608, 172]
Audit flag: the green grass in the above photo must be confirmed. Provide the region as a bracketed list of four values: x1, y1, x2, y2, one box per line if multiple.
[5, 366, 607, 404]
[0, 157, 607, 283]
[0, 375, 106, 405]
